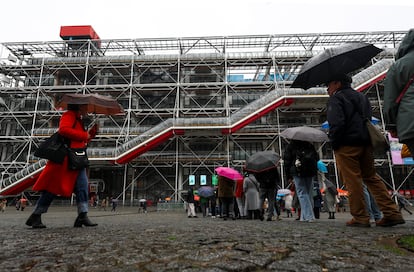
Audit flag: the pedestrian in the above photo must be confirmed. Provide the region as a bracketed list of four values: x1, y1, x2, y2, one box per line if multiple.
[363, 184, 383, 223]
[321, 178, 337, 219]
[199, 195, 209, 217]
[111, 197, 118, 212]
[283, 193, 293, 218]
[312, 180, 322, 219]
[234, 177, 247, 219]
[19, 197, 27, 211]
[289, 179, 301, 220]
[384, 29, 414, 155]
[326, 73, 404, 227]
[255, 168, 280, 221]
[186, 187, 197, 218]
[100, 198, 107, 211]
[243, 173, 261, 219]
[0, 199, 7, 212]
[209, 190, 217, 218]
[392, 191, 413, 215]
[217, 175, 235, 220]
[26, 104, 98, 229]
[283, 139, 318, 222]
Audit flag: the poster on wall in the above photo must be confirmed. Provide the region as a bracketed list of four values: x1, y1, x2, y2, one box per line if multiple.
[388, 134, 414, 165]
[189, 175, 196, 185]
[212, 174, 218, 186]
[200, 175, 207, 185]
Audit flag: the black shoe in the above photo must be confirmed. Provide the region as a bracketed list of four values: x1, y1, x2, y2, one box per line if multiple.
[376, 217, 405, 227]
[74, 212, 98, 228]
[26, 214, 46, 229]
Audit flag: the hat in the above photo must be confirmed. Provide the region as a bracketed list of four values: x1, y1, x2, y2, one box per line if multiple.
[326, 74, 352, 84]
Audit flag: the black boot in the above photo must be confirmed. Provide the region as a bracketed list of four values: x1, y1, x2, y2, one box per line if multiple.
[26, 213, 46, 229]
[331, 212, 335, 219]
[74, 212, 98, 227]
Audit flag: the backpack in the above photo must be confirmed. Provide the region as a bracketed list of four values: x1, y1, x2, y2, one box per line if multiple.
[295, 145, 317, 177]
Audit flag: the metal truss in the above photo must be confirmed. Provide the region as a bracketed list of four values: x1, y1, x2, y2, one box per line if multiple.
[0, 31, 411, 203]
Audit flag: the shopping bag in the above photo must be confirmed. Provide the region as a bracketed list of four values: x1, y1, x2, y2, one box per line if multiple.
[34, 132, 68, 163]
[366, 119, 389, 153]
[401, 144, 412, 158]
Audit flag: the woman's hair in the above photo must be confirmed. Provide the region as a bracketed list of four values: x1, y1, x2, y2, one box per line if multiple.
[67, 104, 80, 111]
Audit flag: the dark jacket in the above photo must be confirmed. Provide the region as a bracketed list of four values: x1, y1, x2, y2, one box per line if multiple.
[283, 140, 319, 178]
[217, 176, 235, 198]
[186, 188, 195, 203]
[384, 29, 414, 142]
[326, 86, 371, 150]
[254, 168, 279, 189]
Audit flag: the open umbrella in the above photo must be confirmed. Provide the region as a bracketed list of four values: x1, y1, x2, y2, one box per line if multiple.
[280, 126, 328, 143]
[245, 151, 280, 173]
[277, 188, 291, 196]
[215, 166, 243, 181]
[56, 93, 124, 115]
[291, 42, 382, 89]
[197, 186, 215, 198]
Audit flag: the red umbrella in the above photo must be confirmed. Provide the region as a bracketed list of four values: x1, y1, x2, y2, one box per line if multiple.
[215, 166, 243, 181]
[56, 93, 124, 115]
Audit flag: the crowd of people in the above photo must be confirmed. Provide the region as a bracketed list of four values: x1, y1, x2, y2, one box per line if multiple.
[184, 29, 414, 226]
[185, 162, 353, 223]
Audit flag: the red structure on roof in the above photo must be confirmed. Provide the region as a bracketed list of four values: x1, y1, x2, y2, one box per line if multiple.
[60, 25, 100, 40]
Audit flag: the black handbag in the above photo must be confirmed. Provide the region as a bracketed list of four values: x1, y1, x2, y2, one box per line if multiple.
[34, 132, 68, 163]
[67, 147, 89, 170]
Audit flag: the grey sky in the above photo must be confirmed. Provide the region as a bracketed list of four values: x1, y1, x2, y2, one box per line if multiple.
[0, 0, 413, 42]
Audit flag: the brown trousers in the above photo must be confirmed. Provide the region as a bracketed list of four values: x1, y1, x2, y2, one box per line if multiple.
[334, 145, 402, 223]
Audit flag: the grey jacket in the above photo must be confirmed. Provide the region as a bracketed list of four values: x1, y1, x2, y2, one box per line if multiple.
[384, 29, 414, 142]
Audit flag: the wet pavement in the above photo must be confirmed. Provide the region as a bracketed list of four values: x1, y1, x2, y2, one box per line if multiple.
[1, 205, 413, 272]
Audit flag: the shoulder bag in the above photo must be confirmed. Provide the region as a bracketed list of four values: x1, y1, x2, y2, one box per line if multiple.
[67, 147, 89, 170]
[34, 132, 68, 163]
[365, 118, 390, 153]
[67, 118, 89, 170]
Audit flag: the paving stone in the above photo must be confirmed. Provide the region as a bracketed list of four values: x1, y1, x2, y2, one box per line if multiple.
[1, 206, 413, 271]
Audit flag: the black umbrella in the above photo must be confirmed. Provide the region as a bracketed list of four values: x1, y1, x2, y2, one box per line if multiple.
[245, 151, 280, 173]
[280, 126, 329, 143]
[291, 42, 382, 89]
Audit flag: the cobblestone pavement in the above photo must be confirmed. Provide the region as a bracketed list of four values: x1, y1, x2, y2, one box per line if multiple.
[1, 205, 414, 272]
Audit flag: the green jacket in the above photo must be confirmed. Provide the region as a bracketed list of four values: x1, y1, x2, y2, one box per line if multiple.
[384, 29, 414, 142]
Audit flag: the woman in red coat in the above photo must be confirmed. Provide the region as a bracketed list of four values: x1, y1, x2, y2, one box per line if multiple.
[26, 104, 98, 229]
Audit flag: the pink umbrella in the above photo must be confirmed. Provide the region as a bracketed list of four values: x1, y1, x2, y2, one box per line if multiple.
[215, 166, 243, 181]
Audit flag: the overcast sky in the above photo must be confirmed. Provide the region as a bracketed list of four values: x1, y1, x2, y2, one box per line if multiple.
[0, 0, 412, 43]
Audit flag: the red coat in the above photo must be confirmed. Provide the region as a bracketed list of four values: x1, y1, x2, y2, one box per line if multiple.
[33, 110, 89, 197]
[234, 178, 244, 198]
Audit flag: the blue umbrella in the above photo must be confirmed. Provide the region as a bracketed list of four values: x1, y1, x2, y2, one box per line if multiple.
[317, 160, 328, 173]
[197, 186, 215, 198]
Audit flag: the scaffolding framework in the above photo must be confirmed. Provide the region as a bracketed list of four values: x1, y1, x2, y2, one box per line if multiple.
[0, 31, 411, 203]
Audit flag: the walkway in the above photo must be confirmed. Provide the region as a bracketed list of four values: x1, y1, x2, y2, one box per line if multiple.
[1, 206, 413, 271]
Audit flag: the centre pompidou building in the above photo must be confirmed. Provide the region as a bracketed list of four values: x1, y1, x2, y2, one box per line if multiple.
[0, 26, 410, 204]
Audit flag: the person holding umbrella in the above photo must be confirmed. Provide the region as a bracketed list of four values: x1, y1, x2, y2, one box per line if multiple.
[326, 74, 404, 227]
[217, 175, 235, 220]
[292, 42, 404, 227]
[26, 104, 99, 228]
[283, 140, 319, 222]
[384, 29, 414, 155]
